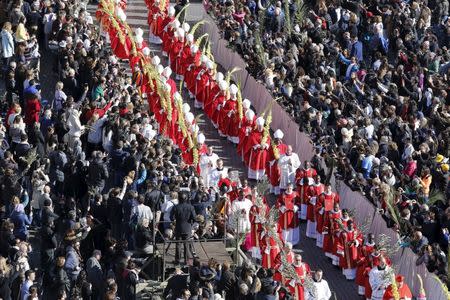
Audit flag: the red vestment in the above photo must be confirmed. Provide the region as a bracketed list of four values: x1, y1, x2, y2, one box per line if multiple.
[276, 191, 299, 230]
[355, 243, 375, 287]
[218, 99, 237, 136]
[247, 132, 271, 173]
[322, 209, 342, 254]
[338, 229, 363, 270]
[383, 283, 413, 300]
[266, 143, 288, 187]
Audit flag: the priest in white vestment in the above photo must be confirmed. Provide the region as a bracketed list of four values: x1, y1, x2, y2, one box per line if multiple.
[369, 257, 391, 300]
[199, 146, 219, 188]
[306, 270, 332, 300]
[278, 145, 301, 190]
[228, 194, 253, 233]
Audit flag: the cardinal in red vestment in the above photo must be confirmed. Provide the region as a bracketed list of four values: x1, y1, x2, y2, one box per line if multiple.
[297, 177, 315, 221]
[237, 109, 256, 161]
[338, 220, 363, 280]
[306, 176, 324, 238]
[285, 255, 311, 300]
[315, 184, 340, 248]
[266, 129, 288, 195]
[276, 184, 300, 245]
[356, 233, 376, 296]
[273, 242, 295, 282]
[383, 275, 412, 300]
[218, 84, 238, 137]
[260, 227, 281, 269]
[322, 202, 342, 260]
[245, 117, 271, 180]
[196, 59, 214, 111]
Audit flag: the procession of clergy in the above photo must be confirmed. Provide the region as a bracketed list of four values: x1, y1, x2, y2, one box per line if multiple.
[138, 2, 419, 299]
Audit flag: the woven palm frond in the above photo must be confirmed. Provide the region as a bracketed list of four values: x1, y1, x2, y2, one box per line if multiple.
[377, 233, 400, 257]
[256, 177, 270, 197]
[190, 20, 205, 36]
[194, 113, 204, 125]
[25, 147, 38, 165]
[284, 0, 292, 37]
[236, 81, 243, 121]
[294, 0, 307, 25]
[417, 274, 426, 297]
[225, 67, 241, 85]
[357, 216, 373, 237]
[196, 33, 209, 48]
[427, 189, 445, 206]
[384, 185, 401, 228]
[175, 4, 190, 22]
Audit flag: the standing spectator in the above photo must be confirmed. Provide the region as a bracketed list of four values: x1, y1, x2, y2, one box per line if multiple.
[170, 191, 197, 264]
[19, 269, 35, 300]
[1, 22, 14, 71]
[86, 250, 104, 300]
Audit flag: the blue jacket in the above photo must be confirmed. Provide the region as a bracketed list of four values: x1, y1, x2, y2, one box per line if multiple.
[350, 41, 363, 62]
[10, 212, 31, 240]
[65, 246, 80, 281]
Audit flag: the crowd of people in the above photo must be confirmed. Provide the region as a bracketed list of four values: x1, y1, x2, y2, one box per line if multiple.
[205, 0, 450, 289]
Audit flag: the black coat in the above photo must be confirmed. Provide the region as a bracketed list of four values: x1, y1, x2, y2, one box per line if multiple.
[170, 202, 196, 236]
[88, 159, 109, 188]
[134, 225, 153, 249]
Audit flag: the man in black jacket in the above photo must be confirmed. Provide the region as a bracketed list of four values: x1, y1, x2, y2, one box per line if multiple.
[40, 218, 58, 273]
[170, 192, 197, 264]
[88, 151, 109, 194]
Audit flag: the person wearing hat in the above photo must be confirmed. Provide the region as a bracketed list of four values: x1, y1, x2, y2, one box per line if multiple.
[243, 117, 271, 180]
[199, 145, 219, 188]
[267, 129, 288, 194]
[276, 184, 300, 245]
[148, 0, 164, 44]
[382, 275, 412, 300]
[197, 59, 216, 112]
[315, 184, 339, 249]
[218, 83, 239, 141]
[210, 80, 230, 128]
[185, 52, 205, 105]
[279, 145, 301, 191]
[237, 109, 256, 160]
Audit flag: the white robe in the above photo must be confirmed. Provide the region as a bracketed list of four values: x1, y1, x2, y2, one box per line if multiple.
[278, 153, 301, 189]
[305, 279, 332, 300]
[229, 199, 253, 233]
[199, 153, 219, 188]
[208, 167, 228, 190]
[369, 266, 391, 300]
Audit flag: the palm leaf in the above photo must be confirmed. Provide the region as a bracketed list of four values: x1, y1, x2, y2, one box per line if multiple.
[196, 33, 209, 48]
[189, 20, 205, 36]
[433, 276, 450, 300]
[283, 0, 292, 37]
[194, 113, 204, 125]
[225, 67, 241, 85]
[427, 189, 446, 206]
[417, 274, 426, 297]
[294, 0, 307, 25]
[175, 4, 190, 22]
[384, 185, 401, 228]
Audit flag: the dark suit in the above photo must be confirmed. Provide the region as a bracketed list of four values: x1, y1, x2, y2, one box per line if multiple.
[170, 202, 196, 262]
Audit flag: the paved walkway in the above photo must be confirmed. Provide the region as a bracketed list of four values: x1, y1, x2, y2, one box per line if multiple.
[86, 2, 360, 298]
